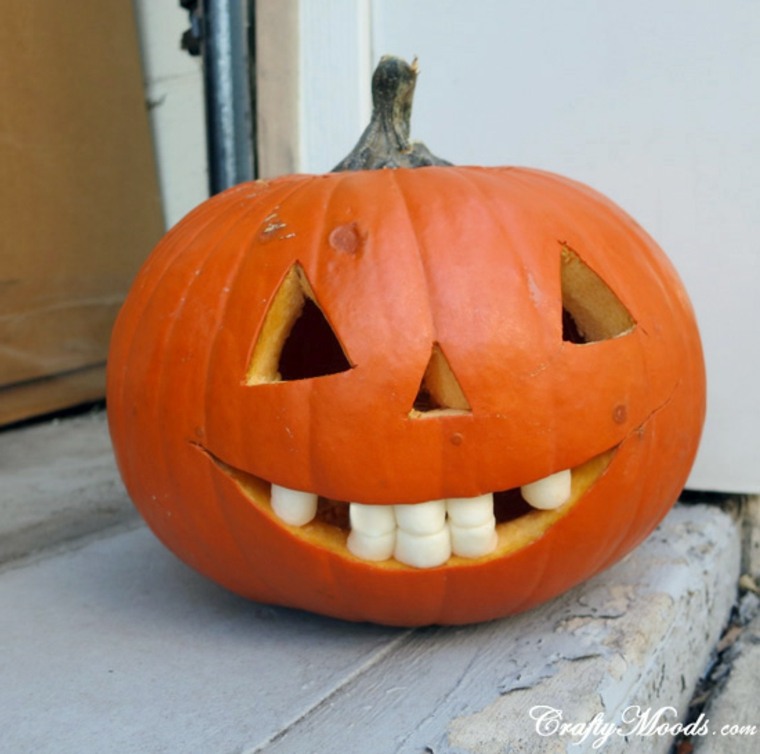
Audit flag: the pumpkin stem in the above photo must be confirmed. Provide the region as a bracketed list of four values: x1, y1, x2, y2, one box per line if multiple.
[332, 55, 452, 172]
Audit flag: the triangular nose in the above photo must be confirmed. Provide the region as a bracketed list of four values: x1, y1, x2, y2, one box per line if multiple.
[411, 343, 471, 415]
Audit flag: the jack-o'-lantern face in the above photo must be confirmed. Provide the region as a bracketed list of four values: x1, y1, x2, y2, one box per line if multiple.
[108, 56, 705, 626]
[107, 165, 704, 626]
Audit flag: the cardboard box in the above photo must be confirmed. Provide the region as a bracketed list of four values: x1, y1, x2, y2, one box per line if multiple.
[0, 0, 164, 425]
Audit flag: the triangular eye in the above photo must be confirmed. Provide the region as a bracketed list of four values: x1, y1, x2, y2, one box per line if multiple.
[560, 246, 635, 343]
[410, 343, 472, 416]
[246, 263, 352, 384]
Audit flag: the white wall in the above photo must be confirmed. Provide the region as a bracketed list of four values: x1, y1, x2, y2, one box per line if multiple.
[133, 0, 208, 228]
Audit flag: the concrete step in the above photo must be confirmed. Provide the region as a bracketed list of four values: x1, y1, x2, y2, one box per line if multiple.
[0, 412, 750, 753]
[0, 410, 138, 565]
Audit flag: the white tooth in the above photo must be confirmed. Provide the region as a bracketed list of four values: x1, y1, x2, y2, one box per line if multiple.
[347, 530, 395, 562]
[446, 494, 494, 527]
[451, 517, 498, 558]
[394, 500, 446, 535]
[349, 503, 396, 536]
[520, 469, 572, 510]
[394, 526, 451, 568]
[270, 484, 318, 526]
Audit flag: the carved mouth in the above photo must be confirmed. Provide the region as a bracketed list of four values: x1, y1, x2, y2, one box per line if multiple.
[199, 446, 617, 570]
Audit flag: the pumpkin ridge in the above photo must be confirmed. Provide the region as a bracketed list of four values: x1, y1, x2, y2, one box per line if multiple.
[384, 166, 440, 333]
[511, 168, 671, 298]
[108, 192, 256, 435]
[109, 189, 269, 509]
[199, 175, 333, 482]
[245, 172, 355, 387]
[440, 165, 558, 327]
[158, 202, 271, 568]
[592, 383, 682, 571]
[295, 173, 357, 494]
[113, 175, 313, 414]
[200, 198, 293, 429]
[388, 168, 478, 348]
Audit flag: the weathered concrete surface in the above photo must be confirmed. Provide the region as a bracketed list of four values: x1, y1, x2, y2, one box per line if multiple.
[0, 526, 408, 754]
[692, 593, 760, 754]
[742, 496, 760, 579]
[0, 411, 138, 564]
[264, 505, 741, 754]
[0, 503, 739, 754]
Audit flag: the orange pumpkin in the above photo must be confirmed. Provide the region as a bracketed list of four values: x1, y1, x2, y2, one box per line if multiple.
[107, 57, 705, 626]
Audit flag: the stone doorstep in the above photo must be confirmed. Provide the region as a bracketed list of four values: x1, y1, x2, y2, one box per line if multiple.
[0, 411, 751, 753]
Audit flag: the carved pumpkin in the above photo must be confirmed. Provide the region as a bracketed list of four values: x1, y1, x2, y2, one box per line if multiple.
[107, 57, 705, 626]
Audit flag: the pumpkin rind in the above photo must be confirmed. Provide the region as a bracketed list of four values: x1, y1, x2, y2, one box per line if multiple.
[107, 164, 705, 626]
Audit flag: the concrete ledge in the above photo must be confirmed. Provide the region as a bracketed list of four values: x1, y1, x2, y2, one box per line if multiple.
[692, 592, 760, 754]
[0, 411, 138, 565]
[742, 496, 760, 579]
[0, 503, 740, 753]
[265, 504, 740, 754]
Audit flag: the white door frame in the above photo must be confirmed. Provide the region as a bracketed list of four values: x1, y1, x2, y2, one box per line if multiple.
[255, 0, 372, 177]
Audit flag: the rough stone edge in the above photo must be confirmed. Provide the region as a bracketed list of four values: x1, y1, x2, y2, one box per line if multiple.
[687, 495, 760, 754]
[741, 496, 760, 580]
[689, 594, 760, 754]
[443, 504, 741, 754]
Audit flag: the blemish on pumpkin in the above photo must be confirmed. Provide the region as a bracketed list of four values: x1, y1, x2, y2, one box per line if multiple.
[258, 211, 290, 243]
[628, 384, 678, 440]
[613, 404, 627, 424]
[245, 181, 269, 197]
[329, 223, 362, 254]
[450, 432, 464, 446]
[527, 273, 543, 306]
